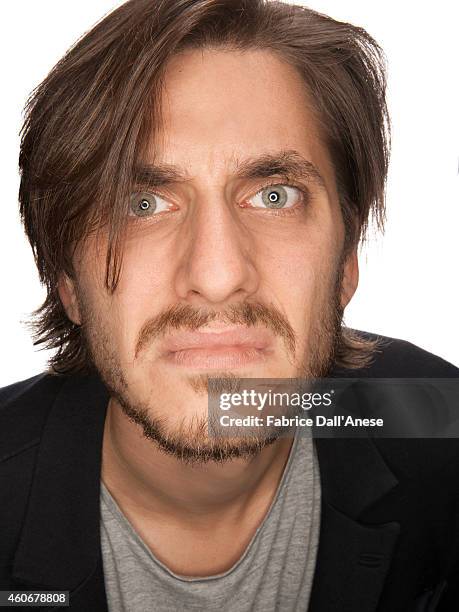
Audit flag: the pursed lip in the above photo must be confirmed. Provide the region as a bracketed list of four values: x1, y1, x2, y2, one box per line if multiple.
[159, 326, 274, 368]
[161, 327, 272, 356]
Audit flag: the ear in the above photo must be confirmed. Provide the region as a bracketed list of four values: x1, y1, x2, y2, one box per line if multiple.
[57, 274, 82, 325]
[340, 248, 359, 310]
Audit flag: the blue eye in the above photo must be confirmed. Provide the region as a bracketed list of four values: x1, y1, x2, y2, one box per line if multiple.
[129, 192, 170, 217]
[248, 185, 301, 210]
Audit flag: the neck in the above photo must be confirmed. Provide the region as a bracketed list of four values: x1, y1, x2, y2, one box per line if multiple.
[101, 397, 294, 525]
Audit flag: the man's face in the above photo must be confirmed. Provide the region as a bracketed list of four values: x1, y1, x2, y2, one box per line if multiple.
[60, 49, 358, 461]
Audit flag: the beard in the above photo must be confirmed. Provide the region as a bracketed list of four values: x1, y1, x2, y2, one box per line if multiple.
[76, 263, 344, 465]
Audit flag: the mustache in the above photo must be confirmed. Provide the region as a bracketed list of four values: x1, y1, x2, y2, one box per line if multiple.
[135, 302, 296, 358]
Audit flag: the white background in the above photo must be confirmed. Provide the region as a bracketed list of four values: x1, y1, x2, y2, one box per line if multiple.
[0, 1, 458, 387]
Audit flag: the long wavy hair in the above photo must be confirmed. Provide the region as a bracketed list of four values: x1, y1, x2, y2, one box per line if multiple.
[19, 0, 390, 374]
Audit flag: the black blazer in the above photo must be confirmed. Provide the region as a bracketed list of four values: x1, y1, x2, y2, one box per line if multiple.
[1, 332, 459, 611]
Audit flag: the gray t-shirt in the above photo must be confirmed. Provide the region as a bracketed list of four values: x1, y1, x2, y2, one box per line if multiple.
[100, 432, 321, 612]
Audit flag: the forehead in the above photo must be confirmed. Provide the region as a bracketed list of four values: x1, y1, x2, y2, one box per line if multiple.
[150, 48, 336, 187]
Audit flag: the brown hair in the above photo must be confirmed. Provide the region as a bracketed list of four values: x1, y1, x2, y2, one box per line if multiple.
[19, 0, 390, 374]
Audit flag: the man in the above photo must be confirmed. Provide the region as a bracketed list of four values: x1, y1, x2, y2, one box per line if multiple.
[1, 0, 458, 610]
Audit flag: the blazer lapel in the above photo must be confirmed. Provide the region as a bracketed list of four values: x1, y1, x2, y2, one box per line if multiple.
[65, 555, 108, 612]
[11, 374, 109, 610]
[308, 437, 400, 612]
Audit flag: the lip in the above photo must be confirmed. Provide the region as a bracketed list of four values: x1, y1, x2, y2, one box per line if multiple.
[160, 327, 273, 369]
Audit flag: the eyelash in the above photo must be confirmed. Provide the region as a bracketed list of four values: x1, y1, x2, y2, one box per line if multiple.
[242, 179, 311, 216]
[129, 179, 311, 220]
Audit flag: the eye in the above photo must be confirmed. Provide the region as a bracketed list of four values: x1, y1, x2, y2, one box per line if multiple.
[129, 192, 171, 217]
[247, 185, 302, 210]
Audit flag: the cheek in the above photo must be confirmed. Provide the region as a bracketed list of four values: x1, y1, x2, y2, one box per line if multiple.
[253, 220, 339, 321]
[73, 238, 141, 363]
[76, 224, 184, 359]
[91, 234, 177, 362]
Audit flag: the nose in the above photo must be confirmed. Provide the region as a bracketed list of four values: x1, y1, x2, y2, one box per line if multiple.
[174, 195, 259, 306]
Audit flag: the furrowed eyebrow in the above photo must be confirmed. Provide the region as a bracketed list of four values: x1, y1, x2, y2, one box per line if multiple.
[133, 164, 191, 188]
[234, 150, 326, 189]
[133, 150, 326, 190]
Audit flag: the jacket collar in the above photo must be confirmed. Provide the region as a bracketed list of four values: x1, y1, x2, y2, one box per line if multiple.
[12, 373, 400, 610]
